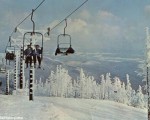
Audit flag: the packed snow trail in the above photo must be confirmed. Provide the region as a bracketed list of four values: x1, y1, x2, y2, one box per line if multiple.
[0, 95, 147, 120]
[48, 97, 147, 120]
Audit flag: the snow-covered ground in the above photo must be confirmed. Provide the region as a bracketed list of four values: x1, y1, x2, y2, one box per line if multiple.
[0, 95, 147, 120]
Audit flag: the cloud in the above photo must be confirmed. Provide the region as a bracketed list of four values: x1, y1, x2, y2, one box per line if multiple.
[1, 10, 30, 29]
[48, 18, 89, 38]
[97, 10, 121, 25]
[97, 10, 117, 19]
[87, 10, 122, 40]
[145, 5, 150, 13]
[78, 9, 91, 20]
[67, 18, 88, 35]
[96, 24, 121, 39]
[144, 5, 150, 21]
[46, 9, 143, 53]
[48, 10, 122, 48]
[48, 20, 60, 28]
[69, 10, 121, 40]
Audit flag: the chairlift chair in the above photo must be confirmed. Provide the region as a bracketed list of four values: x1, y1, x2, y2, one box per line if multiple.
[5, 46, 15, 61]
[55, 34, 75, 55]
[55, 19, 75, 56]
[23, 32, 43, 59]
[23, 9, 44, 61]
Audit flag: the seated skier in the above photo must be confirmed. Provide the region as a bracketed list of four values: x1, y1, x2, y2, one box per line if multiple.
[24, 44, 33, 68]
[9, 51, 15, 60]
[0, 80, 2, 87]
[5, 52, 10, 60]
[32, 45, 42, 68]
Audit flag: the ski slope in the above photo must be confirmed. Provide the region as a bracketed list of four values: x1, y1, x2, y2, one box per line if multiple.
[0, 95, 147, 120]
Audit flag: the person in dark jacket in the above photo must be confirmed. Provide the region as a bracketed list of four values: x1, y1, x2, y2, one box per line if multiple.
[32, 45, 42, 68]
[24, 45, 33, 68]
[0, 80, 2, 87]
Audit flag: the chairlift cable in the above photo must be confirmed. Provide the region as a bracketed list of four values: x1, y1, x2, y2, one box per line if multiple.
[6, 0, 46, 58]
[6, 0, 87, 56]
[10, 0, 46, 37]
[50, 0, 88, 32]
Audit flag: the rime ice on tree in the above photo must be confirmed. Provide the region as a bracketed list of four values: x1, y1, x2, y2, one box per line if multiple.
[146, 27, 150, 118]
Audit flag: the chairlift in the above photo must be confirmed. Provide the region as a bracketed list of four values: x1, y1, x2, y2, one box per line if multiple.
[23, 9, 43, 63]
[5, 37, 15, 60]
[23, 33, 43, 57]
[55, 19, 75, 56]
[5, 45, 15, 65]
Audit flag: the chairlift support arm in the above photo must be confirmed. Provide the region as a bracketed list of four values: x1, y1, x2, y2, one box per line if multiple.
[9, 36, 11, 46]
[31, 9, 35, 34]
[64, 19, 67, 35]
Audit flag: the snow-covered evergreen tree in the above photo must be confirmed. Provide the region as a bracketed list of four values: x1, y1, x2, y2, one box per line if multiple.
[44, 79, 51, 96]
[133, 85, 145, 108]
[79, 68, 86, 98]
[35, 78, 45, 96]
[91, 76, 99, 99]
[112, 77, 122, 102]
[48, 65, 73, 97]
[105, 73, 112, 99]
[49, 71, 57, 97]
[119, 82, 128, 104]
[26, 66, 147, 109]
[100, 74, 105, 99]
[73, 80, 80, 98]
[126, 74, 133, 105]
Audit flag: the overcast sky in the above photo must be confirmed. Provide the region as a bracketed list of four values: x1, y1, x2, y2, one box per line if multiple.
[0, 0, 150, 55]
